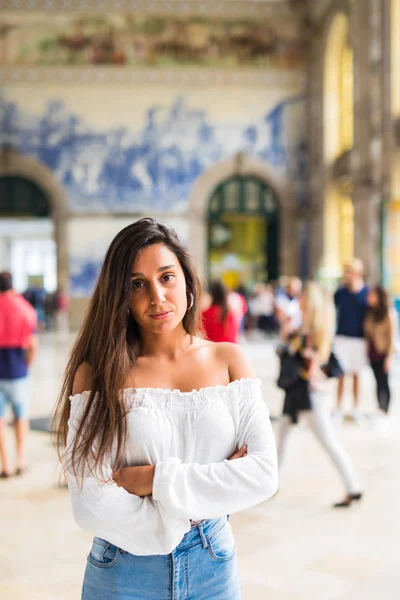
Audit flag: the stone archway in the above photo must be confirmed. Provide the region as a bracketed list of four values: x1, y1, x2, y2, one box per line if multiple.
[308, 0, 352, 279]
[322, 10, 354, 281]
[382, 0, 400, 298]
[0, 150, 68, 291]
[187, 152, 296, 282]
[309, 0, 388, 284]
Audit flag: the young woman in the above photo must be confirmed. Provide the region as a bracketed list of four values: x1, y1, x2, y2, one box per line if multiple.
[53, 219, 278, 600]
[364, 285, 398, 415]
[202, 280, 238, 343]
[277, 282, 363, 508]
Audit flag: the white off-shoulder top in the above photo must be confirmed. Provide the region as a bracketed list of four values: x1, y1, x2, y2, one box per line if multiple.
[66, 377, 278, 556]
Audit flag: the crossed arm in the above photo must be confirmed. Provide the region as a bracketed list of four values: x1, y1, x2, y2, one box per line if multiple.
[112, 445, 248, 497]
[72, 343, 277, 512]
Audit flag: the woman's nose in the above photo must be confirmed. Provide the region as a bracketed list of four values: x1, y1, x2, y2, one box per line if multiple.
[150, 283, 166, 305]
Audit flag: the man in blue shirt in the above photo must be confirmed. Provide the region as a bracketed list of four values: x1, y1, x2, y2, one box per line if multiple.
[334, 259, 369, 423]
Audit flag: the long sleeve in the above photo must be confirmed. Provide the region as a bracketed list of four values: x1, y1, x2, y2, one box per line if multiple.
[152, 379, 278, 520]
[66, 394, 190, 555]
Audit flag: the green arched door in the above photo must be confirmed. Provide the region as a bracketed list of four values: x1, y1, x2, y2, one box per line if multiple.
[207, 175, 279, 288]
[0, 176, 50, 217]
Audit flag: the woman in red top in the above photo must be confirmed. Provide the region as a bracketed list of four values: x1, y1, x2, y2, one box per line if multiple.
[202, 281, 238, 343]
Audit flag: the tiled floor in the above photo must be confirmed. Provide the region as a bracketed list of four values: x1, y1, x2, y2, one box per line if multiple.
[1, 332, 399, 599]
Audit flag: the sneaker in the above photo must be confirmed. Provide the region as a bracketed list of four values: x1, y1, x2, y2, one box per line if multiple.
[332, 409, 344, 424]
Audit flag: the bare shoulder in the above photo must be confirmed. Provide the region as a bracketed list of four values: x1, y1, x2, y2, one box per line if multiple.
[214, 342, 256, 381]
[72, 362, 93, 395]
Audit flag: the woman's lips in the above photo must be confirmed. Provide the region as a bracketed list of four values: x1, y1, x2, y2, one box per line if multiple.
[150, 311, 172, 320]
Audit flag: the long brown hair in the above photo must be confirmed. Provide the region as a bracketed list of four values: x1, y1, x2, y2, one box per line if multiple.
[367, 285, 390, 323]
[209, 280, 229, 323]
[52, 218, 203, 481]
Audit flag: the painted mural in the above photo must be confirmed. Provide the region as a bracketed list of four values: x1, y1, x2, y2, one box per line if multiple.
[70, 258, 103, 297]
[0, 92, 306, 214]
[0, 13, 305, 69]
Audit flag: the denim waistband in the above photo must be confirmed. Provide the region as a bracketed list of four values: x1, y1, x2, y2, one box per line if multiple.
[175, 517, 228, 552]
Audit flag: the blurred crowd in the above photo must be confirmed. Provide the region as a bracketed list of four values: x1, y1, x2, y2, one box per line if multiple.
[22, 284, 69, 332]
[201, 277, 299, 343]
[202, 260, 397, 424]
[201, 258, 397, 505]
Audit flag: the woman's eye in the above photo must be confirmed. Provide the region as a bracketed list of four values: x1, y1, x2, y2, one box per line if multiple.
[162, 274, 174, 282]
[132, 280, 145, 290]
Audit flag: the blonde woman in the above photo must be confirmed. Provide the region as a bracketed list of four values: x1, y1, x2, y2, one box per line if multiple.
[277, 282, 363, 508]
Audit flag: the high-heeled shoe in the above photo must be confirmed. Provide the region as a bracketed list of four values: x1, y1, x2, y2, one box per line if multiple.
[333, 493, 363, 508]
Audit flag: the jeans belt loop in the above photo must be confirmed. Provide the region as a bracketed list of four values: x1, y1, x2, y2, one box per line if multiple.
[198, 521, 209, 549]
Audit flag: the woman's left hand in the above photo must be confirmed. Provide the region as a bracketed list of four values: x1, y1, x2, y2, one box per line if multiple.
[302, 348, 322, 379]
[303, 348, 329, 383]
[112, 465, 155, 497]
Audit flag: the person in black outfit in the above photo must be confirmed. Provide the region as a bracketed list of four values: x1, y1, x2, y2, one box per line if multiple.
[364, 286, 398, 415]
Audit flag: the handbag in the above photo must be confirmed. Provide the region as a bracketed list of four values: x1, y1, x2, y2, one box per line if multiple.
[321, 351, 344, 378]
[277, 350, 303, 391]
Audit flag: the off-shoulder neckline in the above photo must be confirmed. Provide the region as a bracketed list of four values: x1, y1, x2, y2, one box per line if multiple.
[70, 376, 261, 400]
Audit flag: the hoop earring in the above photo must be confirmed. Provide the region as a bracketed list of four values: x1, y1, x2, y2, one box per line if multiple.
[187, 293, 194, 310]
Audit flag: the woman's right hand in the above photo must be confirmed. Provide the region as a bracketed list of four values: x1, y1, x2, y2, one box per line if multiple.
[228, 445, 247, 460]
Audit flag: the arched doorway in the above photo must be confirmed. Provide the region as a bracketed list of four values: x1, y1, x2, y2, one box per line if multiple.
[0, 150, 68, 295]
[207, 175, 279, 288]
[0, 175, 57, 293]
[382, 0, 400, 303]
[322, 12, 354, 282]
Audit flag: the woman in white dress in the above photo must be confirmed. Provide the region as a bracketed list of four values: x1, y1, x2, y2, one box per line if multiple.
[53, 218, 278, 600]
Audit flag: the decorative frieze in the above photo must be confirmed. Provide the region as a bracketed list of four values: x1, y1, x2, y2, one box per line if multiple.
[0, 66, 306, 85]
[0, 0, 296, 16]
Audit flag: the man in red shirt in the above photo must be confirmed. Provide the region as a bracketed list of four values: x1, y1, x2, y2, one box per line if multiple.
[0, 272, 38, 478]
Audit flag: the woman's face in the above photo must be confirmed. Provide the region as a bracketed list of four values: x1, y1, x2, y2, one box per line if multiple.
[367, 289, 379, 307]
[129, 243, 188, 334]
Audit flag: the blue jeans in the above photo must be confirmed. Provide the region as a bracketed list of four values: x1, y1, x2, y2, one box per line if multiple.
[0, 377, 30, 419]
[82, 517, 241, 599]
